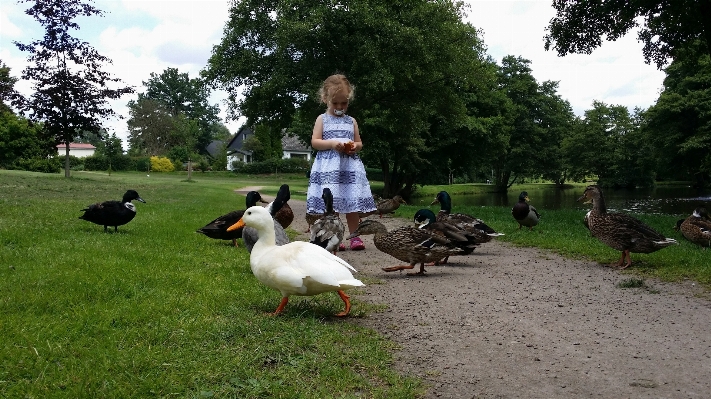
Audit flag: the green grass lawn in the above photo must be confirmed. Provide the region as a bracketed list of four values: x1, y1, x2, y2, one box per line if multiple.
[0, 170, 422, 398]
[2, 170, 708, 398]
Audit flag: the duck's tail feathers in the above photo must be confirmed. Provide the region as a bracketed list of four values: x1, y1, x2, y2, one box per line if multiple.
[655, 238, 678, 246]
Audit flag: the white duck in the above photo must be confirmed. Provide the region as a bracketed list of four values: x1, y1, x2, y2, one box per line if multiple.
[227, 206, 364, 316]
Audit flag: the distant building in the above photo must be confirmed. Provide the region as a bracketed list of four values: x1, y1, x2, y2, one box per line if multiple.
[225, 126, 254, 170]
[281, 133, 312, 161]
[223, 127, 313, 170]
[56, 143, 96, 158]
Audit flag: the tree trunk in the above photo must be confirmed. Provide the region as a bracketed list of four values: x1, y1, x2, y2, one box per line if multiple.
[64, 143, 70, 178]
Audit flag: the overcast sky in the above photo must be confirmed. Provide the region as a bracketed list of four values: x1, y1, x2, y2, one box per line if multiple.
[0, 0, 666, 148]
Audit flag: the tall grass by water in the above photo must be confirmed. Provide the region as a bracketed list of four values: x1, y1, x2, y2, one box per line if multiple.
[0, 170, 421, 398]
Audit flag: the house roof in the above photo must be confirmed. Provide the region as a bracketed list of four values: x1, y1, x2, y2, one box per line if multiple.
[281, 134, 311, 152]
[205, 140, 224, 157]
[56, 143, 96, 150]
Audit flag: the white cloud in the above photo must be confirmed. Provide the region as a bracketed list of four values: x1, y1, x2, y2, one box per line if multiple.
[462, 0, 665, 116]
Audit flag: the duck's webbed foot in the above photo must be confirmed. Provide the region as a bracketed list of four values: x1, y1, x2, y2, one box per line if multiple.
[382, 265, 415, 272]
[405, 263, 428, 276]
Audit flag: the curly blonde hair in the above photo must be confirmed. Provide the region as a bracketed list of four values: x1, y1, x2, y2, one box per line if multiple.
[318, 74, 355, 104]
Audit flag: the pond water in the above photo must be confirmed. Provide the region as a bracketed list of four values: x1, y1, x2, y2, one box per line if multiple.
[411, 185, 711, 216]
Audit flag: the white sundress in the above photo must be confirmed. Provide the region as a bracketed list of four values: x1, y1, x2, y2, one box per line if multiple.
[306, 114, 377, 214]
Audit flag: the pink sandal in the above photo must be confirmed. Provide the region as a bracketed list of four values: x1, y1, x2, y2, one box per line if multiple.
[350, 237, 365, 251]
[338, 242, 346, 251]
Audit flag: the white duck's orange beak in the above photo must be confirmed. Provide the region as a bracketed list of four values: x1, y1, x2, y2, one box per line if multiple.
[226, 218, 246, 232]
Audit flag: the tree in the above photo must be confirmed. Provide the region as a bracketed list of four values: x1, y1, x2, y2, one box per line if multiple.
[489, 56, 574, 191]
[205, 0, 492, 197]
[136, 68, 220, 155]
[642, 45, 711, 187]
[13, 0, 133, 177]
[0, 60, 21, 114]
[126, 98, 179, 156]
[562, 101, 654, 188]
[544, 0, 711, 69]
[0, 109, 55, 169]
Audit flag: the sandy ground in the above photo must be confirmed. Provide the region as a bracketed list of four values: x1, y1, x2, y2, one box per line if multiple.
[248, 189, 711, 399]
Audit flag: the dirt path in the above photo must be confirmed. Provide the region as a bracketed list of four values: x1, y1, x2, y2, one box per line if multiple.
[245, 189, 711, 398]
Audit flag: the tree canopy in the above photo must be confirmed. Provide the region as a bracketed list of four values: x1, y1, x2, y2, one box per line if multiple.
[205, 0, 497, 196]
[127, 68, 221, 159]
[642, 45, 711, 187]
[13, 0, 134, 177]
[544, 0, 711, 69]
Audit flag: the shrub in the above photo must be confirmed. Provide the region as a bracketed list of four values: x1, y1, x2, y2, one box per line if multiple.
[232, 158, 309, 174]
[12, 157, 61, 173]
[150, 156, 175, 172]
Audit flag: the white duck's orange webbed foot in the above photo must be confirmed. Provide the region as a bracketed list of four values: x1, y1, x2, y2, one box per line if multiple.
[334, 290, 351, 317]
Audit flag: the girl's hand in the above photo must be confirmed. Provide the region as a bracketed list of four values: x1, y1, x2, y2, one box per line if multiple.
[332, 141, 344, 153]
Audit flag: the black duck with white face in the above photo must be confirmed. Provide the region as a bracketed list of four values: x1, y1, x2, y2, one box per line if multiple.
[79, 190, 146, 232]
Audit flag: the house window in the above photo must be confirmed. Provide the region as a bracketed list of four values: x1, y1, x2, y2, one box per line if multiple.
[291, 153, 308, 160]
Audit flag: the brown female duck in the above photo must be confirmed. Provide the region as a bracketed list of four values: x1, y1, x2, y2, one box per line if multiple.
[347, 219, 463, 275]
[676, 207, 711, 248]
[577, 185, 677, 269]
[376, 195, 407, 218]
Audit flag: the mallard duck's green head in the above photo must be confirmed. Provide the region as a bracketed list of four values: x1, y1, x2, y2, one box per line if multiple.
[246, 191, 268, 207]
[430, 191, 451, 212]
[413, 209, 437, 227]
[518, 191, 529, 202]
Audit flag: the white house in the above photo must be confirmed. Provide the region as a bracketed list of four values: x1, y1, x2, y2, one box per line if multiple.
[281, 133, 312, 161]
[56, 143, 96, 158]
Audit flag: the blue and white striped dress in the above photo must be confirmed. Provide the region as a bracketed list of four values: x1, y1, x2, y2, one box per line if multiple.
[306, 114, 377, 214]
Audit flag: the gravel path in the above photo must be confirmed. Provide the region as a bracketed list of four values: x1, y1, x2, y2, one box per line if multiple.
[249, 188, 711, 399]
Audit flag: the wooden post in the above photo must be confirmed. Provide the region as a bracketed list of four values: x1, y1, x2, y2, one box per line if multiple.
[187, 158, 192, 181]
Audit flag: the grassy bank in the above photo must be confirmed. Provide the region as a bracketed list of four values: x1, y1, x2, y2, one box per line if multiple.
[0, 170, 421, 398]
[2, 170, 708, 397]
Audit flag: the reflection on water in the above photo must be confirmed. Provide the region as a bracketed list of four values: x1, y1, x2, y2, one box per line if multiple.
[412, 186, 711, 216]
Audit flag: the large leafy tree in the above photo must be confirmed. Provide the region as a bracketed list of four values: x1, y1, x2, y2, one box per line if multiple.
[490, 56, 574, 191]
[562, 101, 654, 188]
[126, 98, 182, 156]
[643, 45, 711, 187]
[13, 0, 133, 177]
[205, 0, 492, 197]
[136, 68, 221, 155]
[0, 61, 21, 114]
[543, 0, 711, 69]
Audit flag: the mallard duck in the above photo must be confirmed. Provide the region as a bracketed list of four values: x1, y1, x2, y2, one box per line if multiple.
[376, 195, 406, 218]
[430, 190, 503, 243]
[273, 184, 294, 229]
[197, 191, 267, 246]
[243, 187, 291, 253]
[414, 208, 479, 264]
[226, 206, 364, 316]
[347, 219, 464, 275]
[677, 207, 711, 248]
[577, 185, 677, 269]
[305, 212, 322, 233]
[512, 191, 540, 230]
[79, 190, 146, 232]
[310, 188, 345, 254]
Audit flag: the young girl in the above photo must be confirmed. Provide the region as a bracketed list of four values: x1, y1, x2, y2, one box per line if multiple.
[306, 74, 376, 250]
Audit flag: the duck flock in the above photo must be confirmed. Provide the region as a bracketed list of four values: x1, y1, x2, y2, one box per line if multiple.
[79, 184, 709, 316]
